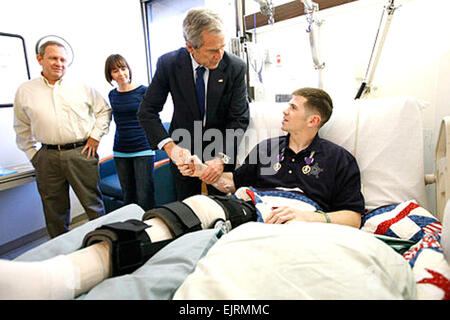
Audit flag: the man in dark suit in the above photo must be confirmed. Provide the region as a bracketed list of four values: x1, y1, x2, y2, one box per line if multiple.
[138, 7, 249, 201]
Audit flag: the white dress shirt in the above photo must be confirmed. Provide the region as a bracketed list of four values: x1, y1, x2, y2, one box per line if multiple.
[13, 75, 112, 160]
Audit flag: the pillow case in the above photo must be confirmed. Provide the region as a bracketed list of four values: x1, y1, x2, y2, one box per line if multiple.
[321, 96, 427, 211]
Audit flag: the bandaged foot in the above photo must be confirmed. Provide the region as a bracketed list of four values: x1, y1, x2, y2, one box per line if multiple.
[0, 255, 77, 299]
[0, 241, 112, 300]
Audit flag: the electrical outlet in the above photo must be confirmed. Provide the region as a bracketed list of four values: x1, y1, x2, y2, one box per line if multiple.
[275, 94, 291, 103]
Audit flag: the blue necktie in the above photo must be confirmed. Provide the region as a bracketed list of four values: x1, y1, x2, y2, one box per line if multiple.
[195, 66, 206, 120]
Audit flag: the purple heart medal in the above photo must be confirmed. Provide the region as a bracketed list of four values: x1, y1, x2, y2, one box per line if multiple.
[302, 151, 315, 175]
[273, 149, 285, 171]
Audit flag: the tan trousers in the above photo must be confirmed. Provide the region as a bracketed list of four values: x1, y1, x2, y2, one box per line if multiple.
[31, 146, 105, 238]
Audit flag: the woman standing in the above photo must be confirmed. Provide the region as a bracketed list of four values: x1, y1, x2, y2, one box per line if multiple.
[105, 54, 155, 210]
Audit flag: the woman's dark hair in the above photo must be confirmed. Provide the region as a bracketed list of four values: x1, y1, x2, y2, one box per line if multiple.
[104, 54, 132, 86]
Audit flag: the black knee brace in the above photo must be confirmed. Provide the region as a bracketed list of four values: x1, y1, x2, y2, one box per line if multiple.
[207, 195, 257, 229]
[81, 197, 257, 277]
[141, 197, 257, 237]
[82, 219, 171, 277]
[141, 202, 202, 238]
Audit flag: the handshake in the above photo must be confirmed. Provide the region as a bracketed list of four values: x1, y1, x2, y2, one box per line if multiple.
[168, 144, 233, 193]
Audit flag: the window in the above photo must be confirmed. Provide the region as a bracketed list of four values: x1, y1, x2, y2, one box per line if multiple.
[0, 32, 30, 108]
[141, 0, 205, 82]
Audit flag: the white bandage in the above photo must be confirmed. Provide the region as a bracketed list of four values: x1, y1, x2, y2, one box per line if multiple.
[0, 255, 76, 300]
[143, 217, 173, 242]
[182, 195, 226, 229]
[68, 242, 111, 297]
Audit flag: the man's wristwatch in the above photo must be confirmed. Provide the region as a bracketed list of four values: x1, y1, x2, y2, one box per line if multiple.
[218, 152, 230, 165]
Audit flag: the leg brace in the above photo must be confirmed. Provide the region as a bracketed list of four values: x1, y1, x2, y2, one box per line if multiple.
[81, 219, 170, 277]
[82, 195, 257, 277]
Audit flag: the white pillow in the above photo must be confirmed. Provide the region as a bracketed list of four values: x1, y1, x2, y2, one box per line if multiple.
[236, 102, 285, 167]
[325, 96, 427, 211]
[174, 222, 416, 300]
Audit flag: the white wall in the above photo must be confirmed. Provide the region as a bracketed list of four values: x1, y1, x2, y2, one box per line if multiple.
[246, 0, 450, 214]
[0, 0, 148, 241]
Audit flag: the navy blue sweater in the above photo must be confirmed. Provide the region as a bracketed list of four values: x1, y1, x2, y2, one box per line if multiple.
[108, 85, 151, 153]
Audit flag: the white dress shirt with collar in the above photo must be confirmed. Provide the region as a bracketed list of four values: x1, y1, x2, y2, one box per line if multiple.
[13, 75, 112, 160]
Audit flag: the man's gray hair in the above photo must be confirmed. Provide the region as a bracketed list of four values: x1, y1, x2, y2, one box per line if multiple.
[38, 40, 66, 57]
[182, 7, 225, 49]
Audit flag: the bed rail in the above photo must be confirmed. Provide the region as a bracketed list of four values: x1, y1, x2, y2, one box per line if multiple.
[435, 116, 450, 221]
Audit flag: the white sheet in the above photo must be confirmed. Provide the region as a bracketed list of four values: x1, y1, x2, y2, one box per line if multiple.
[174, 222, 416, 300]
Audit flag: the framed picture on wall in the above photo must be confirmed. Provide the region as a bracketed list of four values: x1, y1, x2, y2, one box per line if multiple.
[0, 32, 30, 108]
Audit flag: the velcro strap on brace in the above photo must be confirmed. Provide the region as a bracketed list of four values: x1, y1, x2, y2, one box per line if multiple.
[208, 195, 257, 228]
[82, 219, 160, 277]
[141, 201, 201, 238]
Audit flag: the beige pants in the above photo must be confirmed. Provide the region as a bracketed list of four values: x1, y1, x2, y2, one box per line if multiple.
[31, 146, 105, 238]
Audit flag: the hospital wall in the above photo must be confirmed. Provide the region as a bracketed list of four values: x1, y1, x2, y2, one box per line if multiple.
[246, 0, 450, 213]
[0, 0, 148, 246]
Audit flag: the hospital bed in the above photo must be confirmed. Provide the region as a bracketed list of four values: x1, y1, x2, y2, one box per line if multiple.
[13, 96, 450, 300]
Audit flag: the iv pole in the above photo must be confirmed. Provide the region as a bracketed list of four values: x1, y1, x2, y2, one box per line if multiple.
[301, 0, 325, 89]
[233, 0, 275, 100]
[355, 0, 399, 99]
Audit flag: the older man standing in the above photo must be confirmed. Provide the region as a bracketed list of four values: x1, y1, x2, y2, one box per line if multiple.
[13, 40, 112, 238]
[138, 7, 250, 201]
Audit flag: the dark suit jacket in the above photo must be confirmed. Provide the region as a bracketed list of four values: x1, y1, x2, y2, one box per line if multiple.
[138, 47, 249, 170]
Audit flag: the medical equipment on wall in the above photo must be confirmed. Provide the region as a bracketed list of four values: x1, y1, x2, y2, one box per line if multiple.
[248, 0, 275, 84]
[301, 0, 325, 89]
[253, 0, 275, 25]
[232, 0, 276, 98]
[35, 35, 74, 66]
[247, 42, 265, 83]
[355, 0, 400, 99]
[232, 0, 274, 61]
